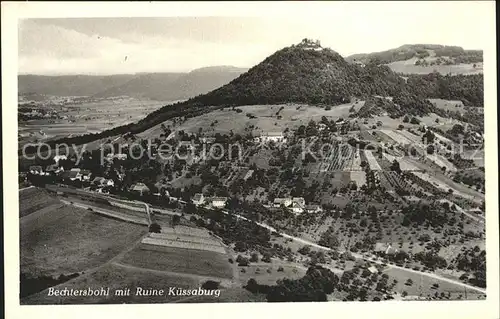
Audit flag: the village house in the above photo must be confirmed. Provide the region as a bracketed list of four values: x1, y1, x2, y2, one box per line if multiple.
[29, 165, 43, 175]
[255, 132, 286, 144]
[290, 200, 305, 214]
[211, 197, 228, 209]
[68, 170, 82, 181]
[81, 170, 92, 181]
[292, 197, 305, 207]
[106, 153, 128, 163]
[130, 183, 150, 196]
[92, 176, 105, 185]
[192, 193, 205, 206]
[305, 204, 323, 214]
[154, 182, 170, 197]
[91, 177, 114, 187]
[273, 197, 293, 208]
[45, 164, 64, 175]
[200, 137, 216, 144]
[368, 266, 379, 274]
[53, 155, 67, 164]
[273, 197, 307, 214]
[374, 243, 399, 256]
[102, 179, 114, 187]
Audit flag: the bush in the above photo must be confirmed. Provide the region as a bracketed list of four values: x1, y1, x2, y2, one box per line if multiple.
[148, 222, 161, 233]
[250, 253, 259, 263]
[410, 117, 421, 124]
[201, 280, 220, 290]
[426, 145, 435, 155]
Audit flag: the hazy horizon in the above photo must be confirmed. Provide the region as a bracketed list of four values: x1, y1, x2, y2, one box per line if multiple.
[19, 2, 491, 75]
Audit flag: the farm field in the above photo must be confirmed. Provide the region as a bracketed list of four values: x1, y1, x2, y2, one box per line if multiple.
[364, 150, 382, 171]
[381, 267, 485, 300]
[19, 97, 174, 145]
[118, 243, 234, 279]
[387, 58, 483, 75]
[20, 203, 147, 278]
[379, 129, 413, 145]
[19, 187, 61, 217]
[21, 263, 199, 304]
[349, 149, 367, 186]
[60, 197, 150, 225]
[428, 98, 466, 112]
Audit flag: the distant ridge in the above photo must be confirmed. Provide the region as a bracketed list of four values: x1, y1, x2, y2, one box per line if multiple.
[18, 65, 247, 101]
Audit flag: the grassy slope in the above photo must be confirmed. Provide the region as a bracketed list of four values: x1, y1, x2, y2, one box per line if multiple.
[20, 203, 147, 277]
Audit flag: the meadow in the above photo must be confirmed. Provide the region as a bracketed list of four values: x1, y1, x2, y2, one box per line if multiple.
[20, 202, 147, 278]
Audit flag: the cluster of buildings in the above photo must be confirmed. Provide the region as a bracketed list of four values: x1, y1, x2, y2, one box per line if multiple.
[62, 168, 92, 181]
[253, 132, 287, 144]
[374, 243, 400, 256]
[29, 155, 68, 176]
[92, 176, 115, 187]
[272, 197, 323, 214]
[129, 182, 150, 196]
[192, 193, 228, 209]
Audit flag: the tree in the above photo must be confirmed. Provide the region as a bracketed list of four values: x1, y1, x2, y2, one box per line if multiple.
[236, 255, 249, 266]
[250, 253, 259, 263]
[405, 278, 413, 286]
[201, 280, 220, 290]
[171, 214, 181, 226]
[149, 222, 161, 233]
[261, 253, 272, 263]
[403, 115, 410, 123]
[426, 145, 435, 155]
[298, 245, 311, 255]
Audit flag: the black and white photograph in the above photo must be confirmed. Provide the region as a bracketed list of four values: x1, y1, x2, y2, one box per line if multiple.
[2, 1, 499, 318]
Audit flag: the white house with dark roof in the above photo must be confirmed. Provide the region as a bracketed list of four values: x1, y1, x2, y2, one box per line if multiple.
[273, 197, 292, 208]
[305, 204, 323, 214]
[192, 193, 205, 206]
[255, 132, 286, 144]
[81, 170, 92, 181]
[211, 197, 228, 208]
[129, 182, 149, 196]
[68, 170, 82, 181]
[29, 165, 43, 175]
[53, 155, 67, 163]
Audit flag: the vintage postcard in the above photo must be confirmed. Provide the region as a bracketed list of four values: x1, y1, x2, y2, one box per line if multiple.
[2, 1, 498, 319]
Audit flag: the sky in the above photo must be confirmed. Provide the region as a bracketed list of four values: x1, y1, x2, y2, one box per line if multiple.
[18, 2, 493, 75]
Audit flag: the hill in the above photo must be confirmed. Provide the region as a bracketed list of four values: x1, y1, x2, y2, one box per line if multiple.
[93, 66, 247, 101]
[346, 44, 483, 75]
[20, 39, 484, 154]
[195, 39, 406, 106]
